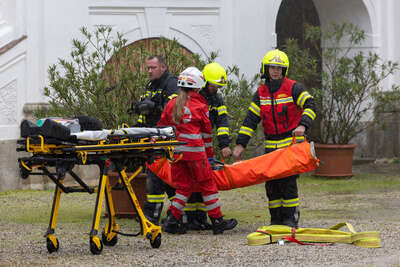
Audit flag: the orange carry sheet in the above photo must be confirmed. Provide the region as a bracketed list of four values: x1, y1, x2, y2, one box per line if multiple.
[148, 140, 319, 191]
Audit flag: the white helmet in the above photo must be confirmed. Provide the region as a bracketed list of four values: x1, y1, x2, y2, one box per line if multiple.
[177, 67, 205, 90]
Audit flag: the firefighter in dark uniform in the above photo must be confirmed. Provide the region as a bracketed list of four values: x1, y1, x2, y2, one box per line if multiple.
[233, 49, 317, 227]
[184, 62, 232, 230]
[136, 55, 179, 224]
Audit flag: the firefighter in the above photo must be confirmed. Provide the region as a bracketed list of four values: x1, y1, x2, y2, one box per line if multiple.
[232, 49, 317, 228]
[184, 62, 232, 231]
[137, 56, 217, 227]
[136, 55, 179, 225]
[159, 66, 237, 235]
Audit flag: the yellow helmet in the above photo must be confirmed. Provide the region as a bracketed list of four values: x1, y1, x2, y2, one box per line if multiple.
[261, 49, 289, 77]
[202, 62, 227, 87]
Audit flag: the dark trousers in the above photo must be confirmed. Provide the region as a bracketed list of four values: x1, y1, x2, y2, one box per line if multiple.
[143, 170, 175, 224]
[265, 147, 300, 226]
[143, 170, 208, 225]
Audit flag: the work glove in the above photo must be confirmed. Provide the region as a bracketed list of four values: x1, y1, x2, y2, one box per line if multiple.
[137, 99, 156, 114]
[208, 157, 216, 166]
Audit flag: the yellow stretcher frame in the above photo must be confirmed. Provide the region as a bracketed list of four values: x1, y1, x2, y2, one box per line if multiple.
[17, 133, 185, 255]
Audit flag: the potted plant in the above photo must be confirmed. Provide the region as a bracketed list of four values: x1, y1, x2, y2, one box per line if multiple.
[286, 22, 400, 177]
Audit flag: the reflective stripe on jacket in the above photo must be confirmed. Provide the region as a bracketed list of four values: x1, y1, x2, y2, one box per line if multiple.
[258, 78, 302, 135]
[200, 91, 231, 149]
[158, 91, 214, 160]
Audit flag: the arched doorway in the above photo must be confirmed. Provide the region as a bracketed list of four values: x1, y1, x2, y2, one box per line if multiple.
[103, 37, 200, 103]
[123, 37, 196, 77]
[276, 0, 320, 52]
[99, 37, 203, 128]
[104, 37, 197, 87]
[275, 0, 321, 86]
[275, 0, 322, 140]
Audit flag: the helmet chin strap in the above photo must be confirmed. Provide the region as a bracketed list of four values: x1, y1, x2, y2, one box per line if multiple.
[266, 78, 283, 93]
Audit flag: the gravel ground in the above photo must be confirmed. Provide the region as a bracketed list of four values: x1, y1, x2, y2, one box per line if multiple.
[0, 220, 399, 266]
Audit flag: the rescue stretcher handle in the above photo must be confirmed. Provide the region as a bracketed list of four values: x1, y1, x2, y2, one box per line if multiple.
[214, 159, 224, 165]
[61, 141, 187, 152]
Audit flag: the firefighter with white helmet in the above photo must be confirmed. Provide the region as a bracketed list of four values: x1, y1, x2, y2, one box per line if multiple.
[183, 62, 233, 231]
[233, 49, 317, 227]
[159, 67, 237, 234]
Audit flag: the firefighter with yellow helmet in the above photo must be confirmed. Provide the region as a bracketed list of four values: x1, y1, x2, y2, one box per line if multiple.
[233, 49, 317, 227]
[201, 62, 231, 158]
[183, 62, 233, 231]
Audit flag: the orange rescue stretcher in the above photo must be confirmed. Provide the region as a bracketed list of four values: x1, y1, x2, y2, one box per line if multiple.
[148, 138, 319, 191]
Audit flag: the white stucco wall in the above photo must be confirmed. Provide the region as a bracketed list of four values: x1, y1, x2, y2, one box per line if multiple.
[0, 0, 26, 139]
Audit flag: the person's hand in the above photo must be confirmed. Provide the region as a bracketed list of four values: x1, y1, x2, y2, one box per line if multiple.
[232, 145, 245, 160]
[137, 99, 156, 114]
[292, 125, 306, 136]
[208, 157, 216, 166]
[221, 147, 232, 159]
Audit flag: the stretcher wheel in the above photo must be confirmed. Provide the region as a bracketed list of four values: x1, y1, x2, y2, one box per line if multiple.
[19, 165, 30, 179]
[150, 234, 161, 248]
[89, 236, 103, 255]
[46, 236, 59, 253]
[102, 232, 118, 246]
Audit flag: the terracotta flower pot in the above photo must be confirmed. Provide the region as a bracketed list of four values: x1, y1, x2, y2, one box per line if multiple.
[313, 144, 357, 177]
[106, 171, 147, 218]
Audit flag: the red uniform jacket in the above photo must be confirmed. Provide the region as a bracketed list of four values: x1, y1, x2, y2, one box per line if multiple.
[158, 91, 214, 160]
[258, 78, 302, 135]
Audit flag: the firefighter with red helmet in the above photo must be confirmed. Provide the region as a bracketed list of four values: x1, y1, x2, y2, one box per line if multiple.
[233, 49, 317, 227]
[159, 67, 237, 234]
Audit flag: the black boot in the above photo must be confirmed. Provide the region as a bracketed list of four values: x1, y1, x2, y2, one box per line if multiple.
[281, 207, 299, 228]
[196, 210, 212, 230]
[144, 201, 163, 225]
[269, 207, 283, 225]
[186, 210, 212, 230]
[162, 211, 186, 234]
[210, 216, 238, 235]
[185, 210, 199, 230]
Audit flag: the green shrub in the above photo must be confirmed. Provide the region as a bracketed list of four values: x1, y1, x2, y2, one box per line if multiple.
[37, 26, 259, 159]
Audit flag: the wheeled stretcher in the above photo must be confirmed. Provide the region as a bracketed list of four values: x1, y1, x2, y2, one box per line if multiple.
[17, 123, 185, 255]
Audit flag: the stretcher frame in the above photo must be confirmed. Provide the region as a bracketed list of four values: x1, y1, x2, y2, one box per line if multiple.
[17, 129, 185, 255]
